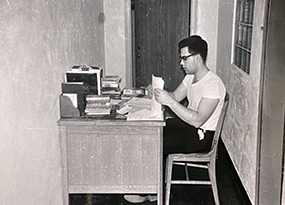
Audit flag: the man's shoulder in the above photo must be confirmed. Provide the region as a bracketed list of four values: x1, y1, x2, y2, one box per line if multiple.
[206, 71, 224, 84]
[207, 70, 220, 78]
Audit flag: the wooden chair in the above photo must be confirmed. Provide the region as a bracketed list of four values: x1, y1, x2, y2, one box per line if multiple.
[164, 93, 229, 205]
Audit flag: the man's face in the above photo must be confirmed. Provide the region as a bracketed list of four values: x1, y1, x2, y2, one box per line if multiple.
[179, 47, 198, 74]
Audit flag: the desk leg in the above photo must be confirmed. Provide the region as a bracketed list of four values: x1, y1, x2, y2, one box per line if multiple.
[157, 127, 163, 205]
[60, 126, 69, 205]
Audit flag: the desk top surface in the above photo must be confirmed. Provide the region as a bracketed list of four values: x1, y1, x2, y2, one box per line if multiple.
[58, 117, 165, 127]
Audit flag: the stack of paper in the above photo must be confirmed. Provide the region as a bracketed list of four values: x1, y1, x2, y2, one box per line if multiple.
[127, 75, 164, 121]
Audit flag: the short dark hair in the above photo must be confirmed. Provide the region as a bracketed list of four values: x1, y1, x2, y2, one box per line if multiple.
[178, 35, 208, 63]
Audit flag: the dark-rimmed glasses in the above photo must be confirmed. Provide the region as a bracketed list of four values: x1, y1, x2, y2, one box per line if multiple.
[179, 53, 197, 61]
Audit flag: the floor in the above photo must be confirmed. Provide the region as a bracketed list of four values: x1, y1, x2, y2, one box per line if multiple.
[69, 140, 252, 205]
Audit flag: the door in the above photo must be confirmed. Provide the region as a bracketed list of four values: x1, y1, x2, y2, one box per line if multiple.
[132, 0, 190, 91]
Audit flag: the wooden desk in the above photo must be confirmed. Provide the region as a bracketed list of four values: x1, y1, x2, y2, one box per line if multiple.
[58, 118, 165, 205]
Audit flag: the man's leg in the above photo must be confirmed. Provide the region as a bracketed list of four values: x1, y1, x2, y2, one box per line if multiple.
[163, 117, 202, 158]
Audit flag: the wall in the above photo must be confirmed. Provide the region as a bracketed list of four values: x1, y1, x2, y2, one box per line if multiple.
[259, 0, 285, 203]
[216, 0, 266, 204]
[103, 0, 132, 88]
[190, 0, 219, 73]
[0, 0, 104, 204]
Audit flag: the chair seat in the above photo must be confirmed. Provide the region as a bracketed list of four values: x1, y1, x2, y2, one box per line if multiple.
[168, 152, 212, 162]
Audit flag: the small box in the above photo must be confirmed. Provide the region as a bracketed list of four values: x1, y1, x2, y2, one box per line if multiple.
[66, 67, 102, 95]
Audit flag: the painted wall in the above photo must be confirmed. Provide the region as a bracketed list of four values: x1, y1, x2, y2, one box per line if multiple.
[103, 0, 132, 88]
[259, 0, 285, 203]
[0, 0, 104, 204]
[190, 0, 219, 73]
[216, 0, 266, 204]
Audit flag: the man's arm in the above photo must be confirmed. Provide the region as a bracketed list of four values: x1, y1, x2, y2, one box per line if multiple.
[154, 88, 219, 128]
[165, 81, 187, 102]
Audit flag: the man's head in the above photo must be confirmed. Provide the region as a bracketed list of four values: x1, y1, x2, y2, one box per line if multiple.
[178, 35, 208, 63]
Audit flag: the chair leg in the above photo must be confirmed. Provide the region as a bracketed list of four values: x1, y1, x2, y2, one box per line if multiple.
[165, 156, 173, 205]
[208, 161, 219, 205]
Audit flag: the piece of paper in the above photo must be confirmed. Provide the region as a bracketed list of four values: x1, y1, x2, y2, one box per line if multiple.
[127, 108, 163, 121]
[152, 74, 164, 90]
[125, 97, 152, 109]
[151, 75, 165, 117]
[117, 105, 132, 115]
[126, 75, 164, 121]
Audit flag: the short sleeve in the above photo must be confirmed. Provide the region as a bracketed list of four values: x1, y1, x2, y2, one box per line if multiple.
[202, 82, 225, 101]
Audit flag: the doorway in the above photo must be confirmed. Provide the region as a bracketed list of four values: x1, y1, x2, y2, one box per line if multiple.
[131, 0, 190, 91]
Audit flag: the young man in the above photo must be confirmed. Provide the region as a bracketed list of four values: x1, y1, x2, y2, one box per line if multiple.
[124, 35, 226, 203]
[156, 35, 226, 155]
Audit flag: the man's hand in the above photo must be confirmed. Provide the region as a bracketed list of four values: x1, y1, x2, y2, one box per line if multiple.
[146, 84, 153, 98]
[154, 88, 174, 106]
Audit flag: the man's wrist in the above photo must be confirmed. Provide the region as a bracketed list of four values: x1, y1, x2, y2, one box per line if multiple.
[166, 97, 178, 108]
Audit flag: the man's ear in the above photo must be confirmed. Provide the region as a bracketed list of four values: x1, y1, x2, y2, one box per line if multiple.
[195, 54, 201, 63]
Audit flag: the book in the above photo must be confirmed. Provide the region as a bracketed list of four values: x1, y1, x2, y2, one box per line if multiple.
[85, 95, 110, 102]
[85, 102, 111, 108]
[85, 107, 111, 115]
[102, 82, 120, 88]
[102, 89, 121, 96]
[84, 94, 112, 116]
[102, 75, 122, 83]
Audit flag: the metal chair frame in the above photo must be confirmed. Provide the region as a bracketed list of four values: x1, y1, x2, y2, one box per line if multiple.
[164, 93, 229, 205]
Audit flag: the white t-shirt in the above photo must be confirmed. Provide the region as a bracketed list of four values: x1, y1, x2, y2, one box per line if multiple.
[182, 71, 226, 131]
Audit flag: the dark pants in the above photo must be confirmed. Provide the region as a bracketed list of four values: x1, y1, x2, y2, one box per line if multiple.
[163, 118, 214, 160]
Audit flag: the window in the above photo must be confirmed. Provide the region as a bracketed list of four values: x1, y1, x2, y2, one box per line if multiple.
[233, 0, 254, 74]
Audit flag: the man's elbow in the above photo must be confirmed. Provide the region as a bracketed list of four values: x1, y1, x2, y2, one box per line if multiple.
[191, 118, 207, 128]
[188, 120, 204, 129]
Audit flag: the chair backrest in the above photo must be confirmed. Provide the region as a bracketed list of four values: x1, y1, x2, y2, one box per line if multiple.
[209, 92, 229, 153]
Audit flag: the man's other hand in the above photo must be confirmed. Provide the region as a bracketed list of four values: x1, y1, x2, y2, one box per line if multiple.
[154, 88, 174, 106]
